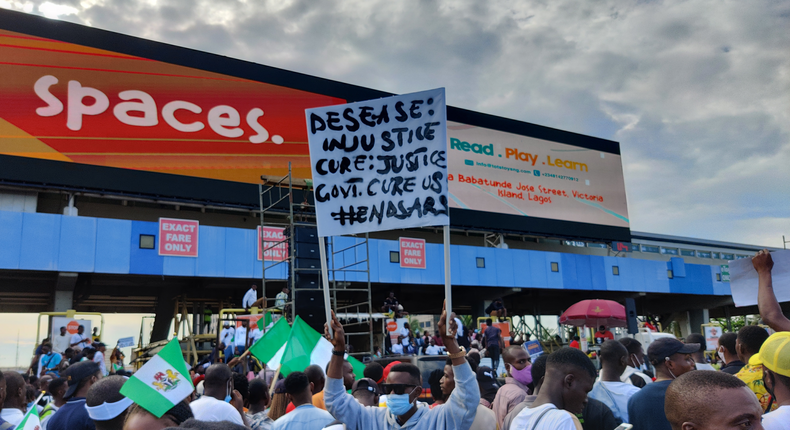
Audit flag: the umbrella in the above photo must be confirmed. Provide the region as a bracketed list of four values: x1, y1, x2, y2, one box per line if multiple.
[559, 299, 627, 328]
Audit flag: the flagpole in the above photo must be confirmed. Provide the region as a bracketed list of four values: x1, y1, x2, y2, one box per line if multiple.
[443, 225, 452, 336]
[268, 365, 282, 396]
[318, 236, 333, 340]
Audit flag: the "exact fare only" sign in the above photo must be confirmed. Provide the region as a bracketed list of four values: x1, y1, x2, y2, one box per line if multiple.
[159, 218, 199, 257]
[399, 237, 426, 269]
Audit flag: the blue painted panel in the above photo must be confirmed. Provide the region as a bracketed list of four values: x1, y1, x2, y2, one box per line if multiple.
[196, 226, 225, 277]
[544, 252, 564, 289]
[225, 228, 255, 278]
[573, 255, 593, 291]
[511, 250, 531, 288]
[163, 256, 196, 276]
[561, 254, 578, 289]
[494, 249, 515, 288]
[671, 257, 686, 278]
[589, 257, 607, 291]
[422, 243, 444, 285]
[94, 218, 131, 274]
[527, 251, 549, 288]
[19, 212, 61, 270]
[58, 216, 97, 272]
[129, 221, 164, 275]
[450, 244, 462, 286]
[458, 246, 479, 286]
[0, 211, 23, 269]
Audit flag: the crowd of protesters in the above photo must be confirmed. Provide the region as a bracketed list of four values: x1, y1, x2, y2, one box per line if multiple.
[0, 249, 788, 430]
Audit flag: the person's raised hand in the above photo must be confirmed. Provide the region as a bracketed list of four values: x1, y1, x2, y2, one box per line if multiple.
[752, 249, 773, 274]
[230, 389, 244, 413]
[436, 299, 458, 343]
[324, 311, 346, 350]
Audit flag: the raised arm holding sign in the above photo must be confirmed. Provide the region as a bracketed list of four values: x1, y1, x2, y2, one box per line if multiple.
[306, 88, 451, 339]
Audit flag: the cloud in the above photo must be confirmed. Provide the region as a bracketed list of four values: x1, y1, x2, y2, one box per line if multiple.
[3, 0, 789, 246]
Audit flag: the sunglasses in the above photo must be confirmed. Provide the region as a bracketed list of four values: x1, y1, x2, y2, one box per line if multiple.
[381, 384, 418, 395]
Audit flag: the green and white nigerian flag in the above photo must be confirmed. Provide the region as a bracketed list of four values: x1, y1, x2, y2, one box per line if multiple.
[257, 312, 274, 331]
[120, 338, 194, 418]
[280, 316, 336, 376]
[249, 316, 290, 369]
[17, 403, 41, 430]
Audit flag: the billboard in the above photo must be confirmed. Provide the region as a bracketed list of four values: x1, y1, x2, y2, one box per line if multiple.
[446, 121, 629, 229]
[0, 9, 629, 241]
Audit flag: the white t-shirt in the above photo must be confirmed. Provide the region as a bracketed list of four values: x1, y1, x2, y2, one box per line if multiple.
[70, 333, 90, 349]
[0, 408, 24, 426]
[695, 362, 717, 371]
[53, 334, 71, 354]
[94, 350, 108, 376]
[621, 366, 653, 386]
[511, 403, 577, 430]
[762, 405, 790, 430]
[589, 380, 640, 423]
[242, 288, 257, 308]
[234, 326, 247, 347]
[190, 395, 245, 425]
[455, 318, 465, 337]
[221, 327, 235, 346]
[249, 328, 262, 343]
[425, 345, 442, 355]
[391, 343, 404, 354]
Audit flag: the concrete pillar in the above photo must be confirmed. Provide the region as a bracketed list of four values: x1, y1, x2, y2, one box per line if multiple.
[688, 309, 710, 335]
[150, 290, 177, 342]
[53, 272, 78, 311]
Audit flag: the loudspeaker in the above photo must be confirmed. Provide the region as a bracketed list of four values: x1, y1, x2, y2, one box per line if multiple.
[290, 227, 318, 243]
[294, 273, 320, 289]
[296, 290, 326, 333]
[295, 258, 321, 270]
[625, 298, 638, 334]
[294, 242, 320, 258]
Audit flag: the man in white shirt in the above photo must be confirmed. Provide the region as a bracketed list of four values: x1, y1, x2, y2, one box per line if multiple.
[190, 364, 247, 426]
[391, 336, 404, 355]
[249, 325, 262, 345]
[0, 371, 26, 427]
[425, 338, 442, 355]
[511, 347, 595, 429]
[234, 321, 248, 354]
[221, 322, 235, 348]
[242, 284, 257, 309]
[93, 343, 108, 376]
[619, 337, 653, 387]
[70, 325, 90, 351]
[52, 327, 71, 354]
[588, 340, 640, 423]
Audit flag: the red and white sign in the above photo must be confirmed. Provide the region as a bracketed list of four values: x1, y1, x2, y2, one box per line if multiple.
[158, 218, 199, 257]
[399, 237, 426, 269]
[258, 226, 289, 262]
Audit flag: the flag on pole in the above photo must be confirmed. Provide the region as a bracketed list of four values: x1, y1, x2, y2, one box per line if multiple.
[280, 316, 335, 376]
[17, 403, 41, 430]
[119, 338, 194, 418]
[257, 312, 274, 331]
[249, 317, 290, 369]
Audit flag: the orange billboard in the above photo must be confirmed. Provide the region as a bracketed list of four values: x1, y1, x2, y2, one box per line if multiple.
[0, 29, 345, 183]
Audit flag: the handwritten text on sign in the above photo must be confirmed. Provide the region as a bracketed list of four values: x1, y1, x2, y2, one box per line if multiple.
[158, 218, 199, 257]
[257, 226, 289, 262]
[306, 88, 449, 237]
[400, 237, 426, 269]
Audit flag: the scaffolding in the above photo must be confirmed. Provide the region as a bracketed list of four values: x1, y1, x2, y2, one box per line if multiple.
[258, 163, 374, 356]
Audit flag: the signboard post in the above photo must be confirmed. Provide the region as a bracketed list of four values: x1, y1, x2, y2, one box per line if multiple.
[158, 218, 199, 257]
[306, 88, 449, 338]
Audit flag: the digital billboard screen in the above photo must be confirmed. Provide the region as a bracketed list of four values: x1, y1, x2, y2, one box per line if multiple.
[0, 9, 629, 241]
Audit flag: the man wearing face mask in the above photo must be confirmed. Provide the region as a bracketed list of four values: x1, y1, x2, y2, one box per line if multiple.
[717, 332, 745, 375]
[189, 363, 246, 426]
[757, 331, 790, 429]
[493, 345, 532, 429]
[618, 338, 653, 387]
[588, 340, 640, 423]
[627, 338, 698, 430]
[324, 300, 479, 430]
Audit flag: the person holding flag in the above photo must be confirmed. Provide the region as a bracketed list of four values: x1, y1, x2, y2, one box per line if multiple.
[323, 300, 479, 430]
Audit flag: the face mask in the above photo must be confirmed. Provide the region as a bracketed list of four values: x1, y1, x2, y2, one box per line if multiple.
[630, 355, 642, 370]
[386, 390, 416, 416]
[718, 348, 726, 364]
[225, 381, 232, 403]
[510, 364, 533, 386]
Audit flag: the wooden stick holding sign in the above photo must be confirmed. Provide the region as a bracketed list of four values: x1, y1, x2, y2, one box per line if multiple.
[304, 88, 450, 344]
[319, 236, 333, 339]
[444, 226, 452, 336]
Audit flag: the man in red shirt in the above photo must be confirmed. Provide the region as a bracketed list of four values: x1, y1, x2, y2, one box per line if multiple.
[594, 325, 614, 344]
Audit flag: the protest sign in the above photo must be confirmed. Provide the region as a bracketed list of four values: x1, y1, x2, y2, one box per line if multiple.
[729, 250, 790, 307]
[117, 337, 135, 348]
[702, 325, 720, 351]
[306, 88, 449, 237]
[257, 226, 289, 261]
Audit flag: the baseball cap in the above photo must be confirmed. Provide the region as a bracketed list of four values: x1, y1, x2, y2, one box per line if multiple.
[274, 379, 287, 394]
[752, 331, 790, 377]
[63, 361, 101, 399]
[647, 338, 699, 364]
[351, 378, 379, 395]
